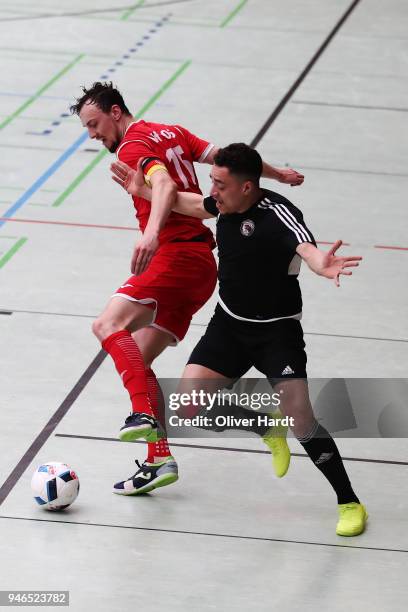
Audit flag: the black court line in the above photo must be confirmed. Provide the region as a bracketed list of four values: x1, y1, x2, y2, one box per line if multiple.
[0, 0, 194, 22]
[0, 309, 96, 319]
[0, 351, 107, 506]
[250, 0, 362, 147]
[292, 100, 408, 113]
[0, 515, 406, 554]
[305, 331, 408, 344]
[2, 309, 408, 344]
[290, 164, 408, 179]
[55, 434, 408, 467]
[0, 0, 364, 505]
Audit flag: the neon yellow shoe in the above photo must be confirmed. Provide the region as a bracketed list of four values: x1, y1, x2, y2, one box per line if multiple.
[262, 409, 291, 477]
[336, 502, 368, 536]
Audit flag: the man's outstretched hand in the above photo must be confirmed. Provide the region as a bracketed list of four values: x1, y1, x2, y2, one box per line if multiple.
[318, 240, 362, 287]
[297, 240, 362, 286]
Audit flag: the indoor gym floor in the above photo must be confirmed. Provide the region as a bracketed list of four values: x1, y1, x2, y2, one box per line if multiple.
[0, 1, 407, 610]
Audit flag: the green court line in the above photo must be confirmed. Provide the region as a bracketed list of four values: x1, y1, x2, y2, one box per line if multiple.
[120, 0, 145, 21]
[220, 0, 248, 28]
[0, 237, 27, 269]
[52, 150, 106, 207]
[0, 53, 84, 131]
[52, 59, 191, 208]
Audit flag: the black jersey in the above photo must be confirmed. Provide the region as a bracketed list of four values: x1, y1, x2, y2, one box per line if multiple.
[203, 189, 316, 322]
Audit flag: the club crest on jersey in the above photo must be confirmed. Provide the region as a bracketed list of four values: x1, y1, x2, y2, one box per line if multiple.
[240, 219, 255, 237]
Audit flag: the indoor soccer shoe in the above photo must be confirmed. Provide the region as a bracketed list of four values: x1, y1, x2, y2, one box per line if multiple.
[262, 409, 291, 478]
[145, 420, 167, 443]
[113, 457, 178, 495]
[119, 412, 158, 442]
[336, 502, 368, 536]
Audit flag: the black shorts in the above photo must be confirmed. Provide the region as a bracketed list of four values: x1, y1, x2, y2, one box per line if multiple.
[188, 304, 307, 380]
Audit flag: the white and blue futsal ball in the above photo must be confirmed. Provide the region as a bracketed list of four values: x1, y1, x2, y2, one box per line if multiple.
[31, 462, 79, 511]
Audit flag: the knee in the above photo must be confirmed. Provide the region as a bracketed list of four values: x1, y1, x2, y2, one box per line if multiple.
[291, 417, 317, 440]
[92, 316, 120, 342]
[281, 400, 315, 439]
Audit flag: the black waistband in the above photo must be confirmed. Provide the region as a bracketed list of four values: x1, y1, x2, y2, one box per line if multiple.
[170, 234, 207, 243]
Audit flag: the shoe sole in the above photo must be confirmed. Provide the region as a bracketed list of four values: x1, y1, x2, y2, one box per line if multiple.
[113, 472, 178, 496]
[336, 508, 369, 536]
[119, 424, 154, 442]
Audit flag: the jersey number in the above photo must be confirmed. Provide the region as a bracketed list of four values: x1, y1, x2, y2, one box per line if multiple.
[166, 146, 197, 189]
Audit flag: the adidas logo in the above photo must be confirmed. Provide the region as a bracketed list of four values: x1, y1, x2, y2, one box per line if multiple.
[315, 452, 334, 465]
[281, 365, 294, 375]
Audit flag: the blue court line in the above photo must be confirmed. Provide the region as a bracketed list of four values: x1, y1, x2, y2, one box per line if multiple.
[37, 14, 171, 137]
[0, 131, 88, 229]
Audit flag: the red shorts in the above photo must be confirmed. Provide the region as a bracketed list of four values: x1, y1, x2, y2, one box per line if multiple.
[112, 242, 217, 344]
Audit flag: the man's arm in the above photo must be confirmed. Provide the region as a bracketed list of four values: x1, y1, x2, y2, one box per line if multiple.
[172, 192, 213, 219]
[131, 169, 177, 275]
[115, 141, 179, 274]
[296, 241, 362, 287]
[201, 147, 304, 186]
[111, 159, 214, 220]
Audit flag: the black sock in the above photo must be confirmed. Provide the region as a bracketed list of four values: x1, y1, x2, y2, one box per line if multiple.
[195, 402, 272, 436]
[298, 422, 359, 505]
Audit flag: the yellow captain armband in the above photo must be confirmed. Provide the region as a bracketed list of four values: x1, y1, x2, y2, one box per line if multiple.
[144, 163, 169, 187]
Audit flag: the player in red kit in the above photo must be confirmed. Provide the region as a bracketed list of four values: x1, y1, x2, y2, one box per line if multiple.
[70, 82, 305, 495]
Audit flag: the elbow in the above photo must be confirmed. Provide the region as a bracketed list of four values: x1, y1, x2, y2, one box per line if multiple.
[167, 180, 178, 200]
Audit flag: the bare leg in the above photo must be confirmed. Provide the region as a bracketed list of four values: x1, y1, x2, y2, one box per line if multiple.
[178, 363, 233, 417]
[92, 297, 154, 342]
[272, 379, 315, 439]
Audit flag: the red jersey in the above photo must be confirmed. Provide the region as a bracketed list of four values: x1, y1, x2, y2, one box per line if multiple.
[116, 120, 215, 245]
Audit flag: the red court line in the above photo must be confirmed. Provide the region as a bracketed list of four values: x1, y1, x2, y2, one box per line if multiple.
[374, 245, 408, 251]
[0, 217, 136, 231]
[1, 217, 407, 251]
[317, 240, 350, 246]
[0, 218, 347, 243]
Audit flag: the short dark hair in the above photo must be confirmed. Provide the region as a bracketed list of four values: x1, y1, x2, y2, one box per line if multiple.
[70, 82, 131, 116]
[214, 143, 262, 184]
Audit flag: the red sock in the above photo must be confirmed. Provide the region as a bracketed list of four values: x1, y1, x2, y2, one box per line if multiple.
[146, 367, 172, 462]
[102, 330, 152, 415]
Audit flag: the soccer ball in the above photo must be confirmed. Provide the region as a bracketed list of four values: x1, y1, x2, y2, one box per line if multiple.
[31, 462, 79, 511]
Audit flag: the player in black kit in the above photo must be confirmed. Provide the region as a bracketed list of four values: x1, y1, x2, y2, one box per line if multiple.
[111, 143, 367, 537]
